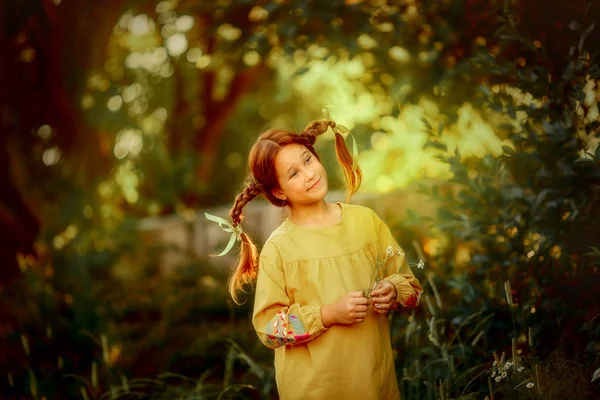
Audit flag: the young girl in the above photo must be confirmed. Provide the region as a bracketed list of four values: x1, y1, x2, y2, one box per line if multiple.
[210, 119, 423, 400]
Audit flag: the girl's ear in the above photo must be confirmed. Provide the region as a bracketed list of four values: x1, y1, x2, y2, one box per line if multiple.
[272, 188, 286, 201]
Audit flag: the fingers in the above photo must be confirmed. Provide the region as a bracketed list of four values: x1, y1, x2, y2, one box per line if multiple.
[372, 303, 392, 314]
[354, 297, 369, 306]
[372, 293, 395, 304]
[355, 304, 368, 312]
[371, 282, 393, 298]
[354, 311, 367, 319]
[349, 291, 365, 298]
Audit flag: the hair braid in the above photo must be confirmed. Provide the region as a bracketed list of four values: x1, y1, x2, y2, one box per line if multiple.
[230, 182, 263, 226]
[304, 120, 362, 203]
[300, 120, 335, 144]
[227, 181, 263, 304]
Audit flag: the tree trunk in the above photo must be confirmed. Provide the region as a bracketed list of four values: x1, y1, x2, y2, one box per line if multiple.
[195, 64, 269, 185]
[0, 0, 129, 285]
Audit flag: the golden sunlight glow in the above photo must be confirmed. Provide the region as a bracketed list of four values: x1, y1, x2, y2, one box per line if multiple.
[249, 6, 269, 21]
[166, 33, 188, 57]
[243, 51, 261, 66]
[357, 34, 377, 50]
[175, 15, 194, 32]
[389, 46, 411, 63]
[128, 14, 154, 36]
[186, 47, 203, 63]
[115, 161, 140, 204]
[107, 95, 123, 111]
[196, 55, 211, 69]
[156, 1, 174, 14]
[114, 128, 143, 159]
[122, 83, 142, 103]
[125, 48, 168, 72]
[217, 24, 242, 41]
[278, 52, 506, 193]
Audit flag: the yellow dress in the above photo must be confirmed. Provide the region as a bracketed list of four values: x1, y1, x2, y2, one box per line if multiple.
[252, 203, 424, 400]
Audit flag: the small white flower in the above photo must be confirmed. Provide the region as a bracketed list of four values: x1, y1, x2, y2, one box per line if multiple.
[385, 246, 395, 257]
[526, 382, 534, 389]
[417, 260, 425, 269]
[517, 366, 524, 372]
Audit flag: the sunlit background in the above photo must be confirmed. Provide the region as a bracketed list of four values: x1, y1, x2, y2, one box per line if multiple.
[2, 0, 600, 399]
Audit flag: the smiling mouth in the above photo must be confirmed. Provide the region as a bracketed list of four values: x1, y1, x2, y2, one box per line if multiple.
[308, 178, 321, 191]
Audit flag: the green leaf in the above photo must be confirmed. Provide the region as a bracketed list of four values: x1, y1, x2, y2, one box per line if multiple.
[502, 145, 515, 155]
[424, 141, 448, 151]
[421, 117, 433, 133]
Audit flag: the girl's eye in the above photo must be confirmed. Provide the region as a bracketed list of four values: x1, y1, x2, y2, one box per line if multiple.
[290, 171, 298, 178]
[305, 156, 312, 164]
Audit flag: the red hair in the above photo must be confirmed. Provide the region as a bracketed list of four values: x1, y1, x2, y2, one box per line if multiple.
[227, 120, 362, 303]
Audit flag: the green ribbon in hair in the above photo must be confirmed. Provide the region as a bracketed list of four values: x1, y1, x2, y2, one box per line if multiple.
[204, 213, 244, 256]
[322, 107, 359, 171]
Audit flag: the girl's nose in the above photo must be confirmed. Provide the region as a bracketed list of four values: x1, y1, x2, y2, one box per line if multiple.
[304, 168, 316, 180]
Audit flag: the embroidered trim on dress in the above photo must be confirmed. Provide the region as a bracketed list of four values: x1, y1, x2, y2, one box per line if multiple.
[404, 290, 423, 308]
[265, 311, 309, 346]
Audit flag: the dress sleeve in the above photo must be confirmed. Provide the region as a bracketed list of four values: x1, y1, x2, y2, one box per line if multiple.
[252, 241, 328, 349]
[373, 211, 424, 309]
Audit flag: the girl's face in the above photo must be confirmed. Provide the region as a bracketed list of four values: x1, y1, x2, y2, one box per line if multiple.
[273, 143, 328, 206]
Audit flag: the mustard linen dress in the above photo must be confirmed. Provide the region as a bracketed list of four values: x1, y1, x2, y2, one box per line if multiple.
[252, 203, 424, 400]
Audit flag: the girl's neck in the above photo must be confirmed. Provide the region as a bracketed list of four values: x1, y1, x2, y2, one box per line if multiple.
[287, 200, 341, 228]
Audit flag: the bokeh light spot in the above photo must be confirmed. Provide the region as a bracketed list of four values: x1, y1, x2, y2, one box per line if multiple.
[249, 6, 269, 21]
[389, 46, 411, 63]
[107, 95, 123, 111]
[166, 34, 188, 57]
[186, 48, 203, 63]
[128, 14, 152, 36]
[175, 15, 194, 32]
[38, 124, 52, 139]
[42, 147, 61, 166]
[243, 51, 261, 66]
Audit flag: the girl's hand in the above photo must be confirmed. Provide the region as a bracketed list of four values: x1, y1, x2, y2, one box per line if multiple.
[321, 291, 369, 327]
[371, 281, 397, 314]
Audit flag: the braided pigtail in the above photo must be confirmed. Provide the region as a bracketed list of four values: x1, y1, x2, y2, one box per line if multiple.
[228, 182, 262, 304]
[303, 120, 362, 203]
[301, 120, 334, 144]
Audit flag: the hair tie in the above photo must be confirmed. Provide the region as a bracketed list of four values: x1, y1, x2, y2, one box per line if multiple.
[321, 107, 359, 171]
[204, 213, 244, 256]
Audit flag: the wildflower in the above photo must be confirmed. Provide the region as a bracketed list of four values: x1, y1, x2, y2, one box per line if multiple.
[364, 245, 400, 299]
[417, 259, 425, 269]
[385, 246, 395, 258]
[491, 356, 514, 383]
[517, 366, 524, 372]
[526, 382, 534, 389]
